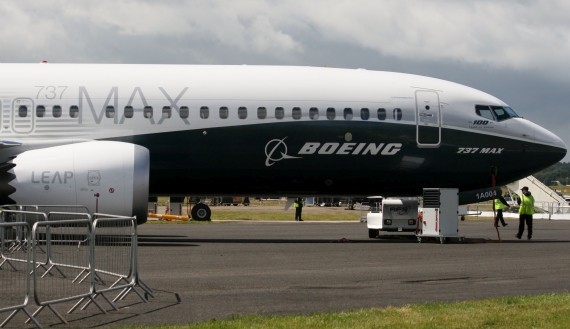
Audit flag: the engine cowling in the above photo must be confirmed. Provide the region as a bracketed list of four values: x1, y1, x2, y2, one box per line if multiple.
[4, 141, 149, 224]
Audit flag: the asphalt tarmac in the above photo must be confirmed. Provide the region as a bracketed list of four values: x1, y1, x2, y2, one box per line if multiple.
[8, 219, 570, 328]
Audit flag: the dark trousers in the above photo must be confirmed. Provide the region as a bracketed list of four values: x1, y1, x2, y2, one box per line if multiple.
[295, 207, 302, 221]
[518, 214, 533, 237]
[496, 209, 506, 226]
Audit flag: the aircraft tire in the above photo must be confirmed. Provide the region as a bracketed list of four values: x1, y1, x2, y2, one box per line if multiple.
[368, 229, 379, 239]
[192, 204, 211, 221]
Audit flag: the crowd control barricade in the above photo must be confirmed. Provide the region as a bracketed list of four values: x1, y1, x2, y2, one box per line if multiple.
[0, 207, 152, 326]
[30, 219, 106, 325]
[0, 222, 42, 328]
[73, 214, 152, 313]
[0, 210, 47, 261]
[46, 209, 91, 222]
[41, 213, 93, 284]
[38, 206, 90, 218]
[546, 203, 570, 220]
[92, 214, 154, 302]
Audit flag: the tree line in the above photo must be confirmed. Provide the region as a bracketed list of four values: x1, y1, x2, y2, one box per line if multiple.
[533, 162, 570, 186]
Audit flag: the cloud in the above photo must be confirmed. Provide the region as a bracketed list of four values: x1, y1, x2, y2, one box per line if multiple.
[62, 1, 303, 55]
[1, 0, 569, 80]
[291, 1, 570, 78]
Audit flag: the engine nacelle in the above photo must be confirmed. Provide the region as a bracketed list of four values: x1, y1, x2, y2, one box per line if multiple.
[6, 141, 149, 224]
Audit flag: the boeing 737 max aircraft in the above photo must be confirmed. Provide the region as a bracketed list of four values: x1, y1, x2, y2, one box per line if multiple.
[0, 63, 565, 223]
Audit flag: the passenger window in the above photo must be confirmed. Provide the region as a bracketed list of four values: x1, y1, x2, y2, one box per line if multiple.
[162, 106, 171, 119]
[238, 107, 247, 119]
[257, 107, 267, 119]
[53, 105, 62, 118]
[179, 106, 189, 119]
[18, 105, 28, 118]
[393, 108, 402, 121]
[106, 105, 115, 118]
[144, 106, 153, 118]
[36, 105, 45, 118]
[69, 105, 79, 118]
[292, 107, 301, 120]
[220, 106, 229, 119]
[124, 106, 134, 118]
[326, 107, 336, 120]
[377, 108, 386, 120]
[360, 108, 369, 120]
[309, 107, 319, 120]
[275, 107, 284, 120]
[343, 108, 353, 120]
[200, 106, 209, 119]
[475, 105, 495, 121]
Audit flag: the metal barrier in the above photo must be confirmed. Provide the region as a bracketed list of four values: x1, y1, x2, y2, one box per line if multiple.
[0, 207, 152, 327]
[30, 219, 106, 325]
[39, 213, 93, 286]
[1, 205, 89, 214]
[0, 222, 42, 328]
[1, 210, 48, 264]
[547, 204, 570, 220]
[91, 214, 154, 303]
[37, 206, 90, 217]
[71, 215, 146, 313]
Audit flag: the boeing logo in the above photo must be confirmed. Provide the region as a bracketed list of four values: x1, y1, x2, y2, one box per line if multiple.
[265, 137, 302, 167]
[265, 138, 402, 166]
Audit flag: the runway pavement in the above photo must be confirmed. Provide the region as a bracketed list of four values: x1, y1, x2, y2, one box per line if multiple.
[9, 219, 570, 328]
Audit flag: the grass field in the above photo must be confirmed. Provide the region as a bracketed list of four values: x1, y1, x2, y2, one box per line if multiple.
[121, 293, 570, 328]
[148, 206, 500, 223]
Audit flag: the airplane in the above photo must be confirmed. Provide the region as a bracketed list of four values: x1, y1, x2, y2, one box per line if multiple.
[0, 63, 565, 224]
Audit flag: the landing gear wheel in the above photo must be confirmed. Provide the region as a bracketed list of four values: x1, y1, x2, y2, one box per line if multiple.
[368, 229, 379, 239]
[191, 204, 211, 221]
[417, 237, 423, 243]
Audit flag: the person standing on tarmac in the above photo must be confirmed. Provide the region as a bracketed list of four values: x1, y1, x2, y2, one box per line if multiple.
[494, 194, 511, 227]
[294, 198, 304, 221]
[515, 186, 535, 240]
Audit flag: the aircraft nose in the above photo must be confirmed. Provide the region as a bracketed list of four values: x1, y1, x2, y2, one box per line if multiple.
[534, 124, 567, 161]
[535, 124, 567, 149]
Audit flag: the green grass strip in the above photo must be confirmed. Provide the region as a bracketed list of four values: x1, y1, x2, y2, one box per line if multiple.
[209, 211, 359, 221]
[120, 293, 570, 328]
[148, 212, 361, 223]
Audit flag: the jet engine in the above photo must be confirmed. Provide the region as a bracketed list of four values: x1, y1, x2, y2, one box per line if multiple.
[2, 141, 149, 224]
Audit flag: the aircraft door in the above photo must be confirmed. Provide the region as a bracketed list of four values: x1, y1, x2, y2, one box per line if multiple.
[12, 98, 34, 134]
[415, 90, 441, 148]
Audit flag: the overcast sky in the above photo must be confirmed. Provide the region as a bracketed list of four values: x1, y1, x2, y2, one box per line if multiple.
[1, 0, 569, 161]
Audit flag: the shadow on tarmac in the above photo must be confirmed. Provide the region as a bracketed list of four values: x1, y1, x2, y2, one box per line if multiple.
[138, 236, 570, 245]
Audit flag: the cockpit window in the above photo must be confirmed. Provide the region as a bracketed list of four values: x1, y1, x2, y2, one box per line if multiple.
[475, 105, 495, 120]
[503, 107, 519, 118]
[476, 105, 519, 122]
[490, 106, 509, 121]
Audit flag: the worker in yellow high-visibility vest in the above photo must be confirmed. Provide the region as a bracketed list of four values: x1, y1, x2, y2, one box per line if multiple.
[494, 194, 510, 227]
[294, 198, 304, 221]
[515, 186, 535, 240]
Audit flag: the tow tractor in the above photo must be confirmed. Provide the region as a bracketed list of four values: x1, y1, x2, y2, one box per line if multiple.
[367, 188, 464, 244]
[367, 197, 419, 238]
